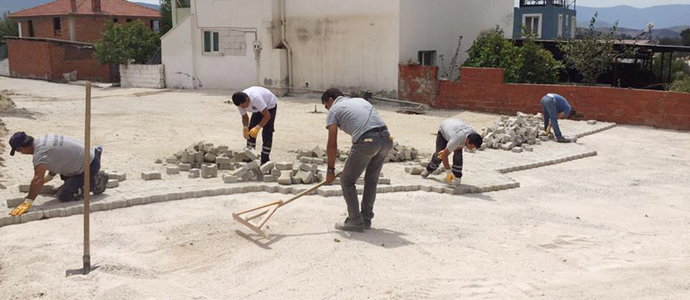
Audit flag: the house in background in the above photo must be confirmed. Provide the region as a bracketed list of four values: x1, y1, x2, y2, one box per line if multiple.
[162, 0, 514, 96]
[6, 0, 160, 82]
[513, 0, 577, 39]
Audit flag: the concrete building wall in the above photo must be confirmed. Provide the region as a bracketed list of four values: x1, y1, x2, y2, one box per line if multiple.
[0, 59, 8, 77]
[400, 0, 514, 78]
[513, 6, 576, 39]
[162, 14, 195, 89]
[286, 0, 401, 96]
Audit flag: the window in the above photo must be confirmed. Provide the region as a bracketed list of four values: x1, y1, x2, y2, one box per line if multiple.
[150, 20, 160, 32]
[28, 20, 34, 37]
[113, 18, 119, 23]
[571, 16, 577, 38]
[522, 14, 542, 38]
[126, 19, 133, 23]
[558, 14, 563, 37]
[53, 17, 61, 36]
[203, 31, 220, 53]
[176, 0, 191, 8]
[418, 51, 436, 66]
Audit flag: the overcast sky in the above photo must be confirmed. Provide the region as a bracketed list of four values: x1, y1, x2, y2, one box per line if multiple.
[133, 0, 690, 7]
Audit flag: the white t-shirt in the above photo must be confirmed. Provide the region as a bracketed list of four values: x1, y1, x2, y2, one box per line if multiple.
[237, 86, 278, 116]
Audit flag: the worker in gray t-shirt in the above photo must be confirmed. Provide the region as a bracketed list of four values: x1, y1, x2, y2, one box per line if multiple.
[8, 132, 108, 216]
[322, 88, 393, 232]
[422, 119, 483, 185]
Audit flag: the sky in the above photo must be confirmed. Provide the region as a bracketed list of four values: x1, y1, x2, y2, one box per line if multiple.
[132, 0, 690, 7]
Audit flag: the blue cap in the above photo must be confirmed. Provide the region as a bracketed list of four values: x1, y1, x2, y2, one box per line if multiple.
[9, 132, 30, 156]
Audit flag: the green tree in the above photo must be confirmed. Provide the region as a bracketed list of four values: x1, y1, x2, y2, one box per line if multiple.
[558, 13, 634, 85]
[0, 11, 18, 42]
[464, 26, 521, 82]
[516, 38, 562, 84]
[670, 71, 690, 93]
[160, 0, 173, 35]
[681, 28, 690, 46]
[652, 53, 690, 83]
[93, 20, 160, 65]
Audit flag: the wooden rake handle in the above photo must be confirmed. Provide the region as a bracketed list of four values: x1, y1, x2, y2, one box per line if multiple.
[280, 172, 342, 207]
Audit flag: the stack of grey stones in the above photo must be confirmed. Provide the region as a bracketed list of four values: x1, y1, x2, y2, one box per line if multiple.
[153, 141, 260, 180]
[480, 112, 548, 153]
[336, 142, 419, 163]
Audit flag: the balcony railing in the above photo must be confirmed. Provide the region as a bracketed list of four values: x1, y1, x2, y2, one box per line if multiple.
[519, 0, 576, 9]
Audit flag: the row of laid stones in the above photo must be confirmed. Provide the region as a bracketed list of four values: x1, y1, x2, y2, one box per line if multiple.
[8, 171, 128, 208]
[574, 123, 617, 138]
[496, 151, 598, 173]
[0, 180, 520, 228]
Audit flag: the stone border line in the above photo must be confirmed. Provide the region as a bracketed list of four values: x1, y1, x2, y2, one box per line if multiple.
[497, 151, 598, 173]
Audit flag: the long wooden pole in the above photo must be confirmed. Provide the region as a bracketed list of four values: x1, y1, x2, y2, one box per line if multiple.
[83, 82, 91, 275]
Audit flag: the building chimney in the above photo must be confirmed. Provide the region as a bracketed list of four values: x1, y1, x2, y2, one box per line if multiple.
[70, 0, 77, 12]
[92, 0, 101, 12]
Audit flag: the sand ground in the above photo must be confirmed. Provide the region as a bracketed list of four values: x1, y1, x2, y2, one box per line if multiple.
[0, 77, 689, 300]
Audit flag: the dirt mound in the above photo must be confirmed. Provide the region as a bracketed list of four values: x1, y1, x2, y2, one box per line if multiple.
[0, 90, 15, 111]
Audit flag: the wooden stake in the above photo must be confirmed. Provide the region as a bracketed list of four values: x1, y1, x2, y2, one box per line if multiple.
[83, 82, 91, 275]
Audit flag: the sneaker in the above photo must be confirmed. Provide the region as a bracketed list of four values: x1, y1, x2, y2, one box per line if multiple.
[363, 219, 372, 230]
[92, 171, 108, 195]
[420, 169, 430, 178]
[335, 218, 364, 232]
[557, 138, 572, 143]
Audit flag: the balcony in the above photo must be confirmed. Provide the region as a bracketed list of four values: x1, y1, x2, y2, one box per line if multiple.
[519, 0, 576, 9]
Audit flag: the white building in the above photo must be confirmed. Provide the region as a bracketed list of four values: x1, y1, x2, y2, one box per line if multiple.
[162, 0, 514, 96]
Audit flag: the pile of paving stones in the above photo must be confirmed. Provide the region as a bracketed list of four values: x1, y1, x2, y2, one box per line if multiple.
[480, 112, 548, 153]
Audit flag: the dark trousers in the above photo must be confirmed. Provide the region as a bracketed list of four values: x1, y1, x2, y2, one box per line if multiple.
[247, 106, 277, 165]
[340, 129, 393, 222]
[425, 132, 463, 178]
[57, 148, 102, 202]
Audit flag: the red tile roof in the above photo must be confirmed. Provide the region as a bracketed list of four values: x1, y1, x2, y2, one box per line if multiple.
[10, 0, 160, 18]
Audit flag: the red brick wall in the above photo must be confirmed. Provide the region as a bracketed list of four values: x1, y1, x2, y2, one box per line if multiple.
[398, 64, 438, 106]
[8, 39, 111, 82]
[398, 65, 690, 131]
[18, 16, 156, 43]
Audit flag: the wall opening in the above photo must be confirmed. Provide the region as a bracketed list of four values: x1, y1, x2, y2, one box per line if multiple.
[53, 17, 61, 36]
[418, 50, 437, 66]
[28, 20, 35, 37]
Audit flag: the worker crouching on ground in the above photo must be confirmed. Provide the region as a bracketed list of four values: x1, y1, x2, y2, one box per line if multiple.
[8, 132, 108, 216]
[322, 88, 393, 232]
[421, 119, 483, 185]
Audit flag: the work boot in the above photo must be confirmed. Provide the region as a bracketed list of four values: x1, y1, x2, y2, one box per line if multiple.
[92, 171, 108, 195]
[420, 169, 430, 178]
[557, 137, 572, 143]
[335, 217, 364, 232]
[363, 219, 372, 230]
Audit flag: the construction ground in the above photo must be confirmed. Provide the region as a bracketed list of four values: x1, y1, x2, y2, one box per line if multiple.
[0, 76, 689, 299]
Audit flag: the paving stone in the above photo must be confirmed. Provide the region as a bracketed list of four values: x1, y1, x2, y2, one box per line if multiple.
[6, 198, 24, 208]
[587, 120, 597, 125]
[300, 163, 313, 172]
[19, 211, 43, 223]
[168, 192, 184, 201]
[299, 157, 312, 164]
[154, 158, 163, 164]
[194, 151, 204, 163]
[64, 205, 84, 217]
[275, 162, 293, 171]
[241, 171, 256, 182]
[178, 163, 192, 171]
[127, 197, 146, 206]
[263, 175, 277, 183]
[260, 162, 275, 174]
[218, 163, 235, 170]
[89, 202, 109, 212]
[379, 178, 391, 185]
[44, 208, 66, 219]
[166, 157, 178, 164]
[409, 167, 425, 175]
[405, 185, 420, 191]
[148, 195, 167, 204]
[297, 170, 314, 184]
[201, 164, 218, 178]
[106, 179, 119, 188]
[215, 157, 232, 165]
[431, 186, 444, 193]
[141, 172, 162, 181]
[19, 184, 55, 194]
[312, 158, 324, 164]
[243, 150, 257, 161]
[271, 169, 281, 177]
[188, 169, 200, 178]
[204, 153, 217, 163]
[291, 176, 302, 184]
[524, 145, 534, 152]
[166, 165, 180, 175]
[314, 172, 325, 183]
[108, 172, 127, 182]
[245, 160, 260, 171]
[419, 185, 433, 192]
[223, 175, 239, 184]
[512, 147, 524, 153]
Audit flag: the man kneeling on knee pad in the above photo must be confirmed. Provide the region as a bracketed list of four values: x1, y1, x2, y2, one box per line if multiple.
[421, 119, 483, 185]
[8, 132, 108, 216]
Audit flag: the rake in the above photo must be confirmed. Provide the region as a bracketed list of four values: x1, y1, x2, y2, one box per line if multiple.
[233, 173, 340, 239]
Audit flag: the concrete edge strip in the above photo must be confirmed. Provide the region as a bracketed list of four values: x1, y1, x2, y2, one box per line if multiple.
[497, 151, 598, 174]
[575, 123, 617, 138]
[0, 181, 520, 228]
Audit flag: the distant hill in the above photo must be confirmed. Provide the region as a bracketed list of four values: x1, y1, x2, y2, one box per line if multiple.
[0, 0, 160, 14]
[577, 5, 690, 30]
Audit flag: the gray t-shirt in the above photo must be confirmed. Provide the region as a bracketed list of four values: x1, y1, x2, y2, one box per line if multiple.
[326, 96, 386, 144]
[33, 134, 95, 176]
[439, 119, 477, 151]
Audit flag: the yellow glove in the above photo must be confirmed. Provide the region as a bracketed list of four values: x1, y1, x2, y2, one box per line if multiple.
[248, 126, 262, 139]
[44, 173, 55, 183]
[10, 198, 34, 216]
[437, 150, 447, 160]
[243, 126, 250, 140]
[444, 171, 455, 184]
[390, 135, 395, 141]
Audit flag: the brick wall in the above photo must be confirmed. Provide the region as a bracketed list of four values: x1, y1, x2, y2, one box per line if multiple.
[119, 64, 165, 88]
[398, 65, 690, 131]
[8, 39, 110, 82]
[19, 16, 156, 43]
